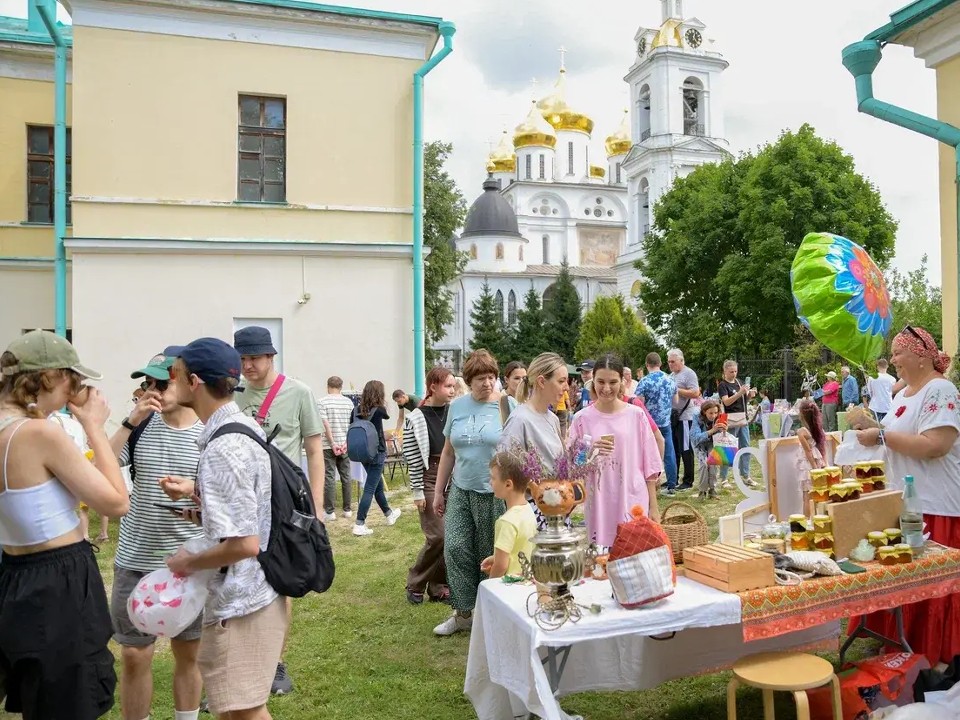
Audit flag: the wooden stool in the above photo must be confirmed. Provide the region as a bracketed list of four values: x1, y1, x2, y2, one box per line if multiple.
[727, 651, 842, 720]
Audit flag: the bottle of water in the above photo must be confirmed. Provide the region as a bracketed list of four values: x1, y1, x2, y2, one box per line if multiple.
[575, 435, 593, 466]
[900, 475, 925, 554]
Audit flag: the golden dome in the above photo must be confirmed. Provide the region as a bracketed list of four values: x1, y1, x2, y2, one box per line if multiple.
[513, 100, 557, 149]
[486, 130, 516, 173]
[589, 164, 606, 178]
[605, 109, 632, 157]
[537, 68, 594, 135]
[651, 18, 683, 49]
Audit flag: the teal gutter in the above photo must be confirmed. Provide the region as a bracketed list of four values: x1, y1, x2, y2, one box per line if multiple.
[412, 21, 455, 397]
[33, 0, 68, 338]
[842, 9, 960, 347]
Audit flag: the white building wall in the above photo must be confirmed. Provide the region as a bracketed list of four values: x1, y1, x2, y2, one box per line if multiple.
[0, 264, 72, 341]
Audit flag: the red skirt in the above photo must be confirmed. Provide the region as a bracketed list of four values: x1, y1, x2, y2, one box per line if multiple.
[847, 513, 960, 665]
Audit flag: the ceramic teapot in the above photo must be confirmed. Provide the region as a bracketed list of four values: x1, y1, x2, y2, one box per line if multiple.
[528, 479, 586, 517]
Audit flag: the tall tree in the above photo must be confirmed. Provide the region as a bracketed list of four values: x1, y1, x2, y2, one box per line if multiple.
[512, 285, 549, 363]
[469, 281, 507, 361]
[544, 260, 582, 363]
[887, 255, 942, 349]
[575, 295, 659, 368]
[423, 141, 468, 361]
[637, 124, 897, 372]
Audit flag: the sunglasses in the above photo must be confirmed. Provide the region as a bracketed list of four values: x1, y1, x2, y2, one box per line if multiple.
[902, 325, 931, 350]
[140, 379, 169, 392]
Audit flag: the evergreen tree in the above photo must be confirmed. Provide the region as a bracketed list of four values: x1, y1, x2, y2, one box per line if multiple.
[469, 281, 507, 360]
[513, 285, 549, 363]
[544, 260, 582, 363]
[576, 295, 660, 367]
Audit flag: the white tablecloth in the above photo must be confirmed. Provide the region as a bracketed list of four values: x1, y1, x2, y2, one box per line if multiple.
[464, 576, 840, 720]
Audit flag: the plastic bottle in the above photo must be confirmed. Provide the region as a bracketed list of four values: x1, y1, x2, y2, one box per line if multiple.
[900, 475, 925, 554]
[575, 435, 593, 466]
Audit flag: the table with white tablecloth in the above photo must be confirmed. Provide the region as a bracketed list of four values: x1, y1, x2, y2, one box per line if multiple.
[464, 577, 840, 720]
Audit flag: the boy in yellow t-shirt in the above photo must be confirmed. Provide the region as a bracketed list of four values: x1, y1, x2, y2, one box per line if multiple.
[481, 451, 537, 579]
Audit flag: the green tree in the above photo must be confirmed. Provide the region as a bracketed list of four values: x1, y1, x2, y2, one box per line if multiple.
[637, 124, 897, 372]
[423, 141, 468, 361]
[469, 281, 507, 360]
[887, 254, 942, 349]
[512, 285, 549, 363]
[575, 295, 659, 368]
[544, 260, 582, 363]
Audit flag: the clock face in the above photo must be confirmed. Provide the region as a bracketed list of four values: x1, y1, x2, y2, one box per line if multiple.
[685, 29, 703, 48]
[637, 37, 647, 55]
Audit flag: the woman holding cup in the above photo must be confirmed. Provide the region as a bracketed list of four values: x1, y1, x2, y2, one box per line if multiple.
[568, 353, 663, 546]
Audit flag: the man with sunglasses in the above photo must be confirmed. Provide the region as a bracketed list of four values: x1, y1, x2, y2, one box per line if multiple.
[108, 351, 205, 720]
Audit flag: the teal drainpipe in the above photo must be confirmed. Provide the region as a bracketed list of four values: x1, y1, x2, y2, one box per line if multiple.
[841, 39, 960, 347]
[34, 0, 68, 338]
[412, 21, 455, 397]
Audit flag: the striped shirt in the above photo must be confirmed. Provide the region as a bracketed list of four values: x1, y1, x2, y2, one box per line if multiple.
[116, 414, 204, 572]
[317, 393, 355, 449]
[197, 402, 276, 623]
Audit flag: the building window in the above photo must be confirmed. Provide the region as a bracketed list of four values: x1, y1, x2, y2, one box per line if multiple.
[567, 142, 574, 176]
[519, 245, 524, 261]
[616, 162, 622, 184]
[542, 235, 550, 264]
[683, 77, 705, 136]
[27, 126, 71, 224]
[539, 154, 545, 180]
[494, 290, 504, 321]
[507, 290, 517, 325]
[238, 95, 286, 203]
[495, 242, 504, 260]
[470, 243, 478, 259]
[525, 154, 532, 180]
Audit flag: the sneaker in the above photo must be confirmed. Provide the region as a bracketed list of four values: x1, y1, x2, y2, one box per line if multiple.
[352, 524, 373, 536]
[677, 483, 694, 492]
[271, 662, 293, 696]
[434, 611, 472, 636]
[661, 489, 676, 497]
[386, 509, 402, 526]
[707, 491, 719, 500]
[720, 480, 733, 490]
[322, 511, 336, 522]
[342, 510, 353, 519]
[406, 589, 424, 605]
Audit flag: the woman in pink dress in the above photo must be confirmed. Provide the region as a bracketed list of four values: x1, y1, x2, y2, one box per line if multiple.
[569, 354, 663, 546]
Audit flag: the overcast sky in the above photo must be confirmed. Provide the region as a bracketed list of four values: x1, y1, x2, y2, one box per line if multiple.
[2, 0, 944, 281]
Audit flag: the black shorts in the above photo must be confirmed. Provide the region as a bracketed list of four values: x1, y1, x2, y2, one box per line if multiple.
[0, 541, 116, 720]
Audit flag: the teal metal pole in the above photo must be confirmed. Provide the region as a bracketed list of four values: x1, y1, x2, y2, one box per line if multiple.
[412, 21, 455, 397]
[842, 39, 960, 350]
[34, 0, 68, 338]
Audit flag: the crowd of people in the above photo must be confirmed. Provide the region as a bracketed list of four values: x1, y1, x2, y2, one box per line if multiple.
[0, 323, 958, 720]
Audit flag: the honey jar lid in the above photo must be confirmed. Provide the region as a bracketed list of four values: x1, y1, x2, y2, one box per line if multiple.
[878, 546, 898, 557]
[789, 514, 807, 522]
[824, 466, 841, 472]
[867, 531, 887, 540]
[894, 543, 912, 552]
[854, 461, 873, 467]
[813, 514, 831, 521]
[883, 528, 901, 535]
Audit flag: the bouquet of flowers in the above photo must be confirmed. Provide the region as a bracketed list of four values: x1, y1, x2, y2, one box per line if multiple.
[516, 436, 602, 486]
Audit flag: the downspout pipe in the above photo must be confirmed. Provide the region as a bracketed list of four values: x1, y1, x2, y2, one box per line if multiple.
[33, 0, 68, 338]
[412, 20, 455, 397]
[841, 40, 960, 348]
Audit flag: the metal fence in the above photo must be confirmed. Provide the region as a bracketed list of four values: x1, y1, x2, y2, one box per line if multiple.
[699, 348, 840, 401]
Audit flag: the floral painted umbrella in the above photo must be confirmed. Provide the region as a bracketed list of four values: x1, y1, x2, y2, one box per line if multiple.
[791, 232, 892, 368]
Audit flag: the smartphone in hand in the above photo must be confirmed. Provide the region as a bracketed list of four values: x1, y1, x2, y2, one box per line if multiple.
[153, 502, 201, 522]
[717, 413, 728, 427]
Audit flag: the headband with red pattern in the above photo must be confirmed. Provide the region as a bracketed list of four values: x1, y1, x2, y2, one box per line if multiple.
[892, 326, 951, 374]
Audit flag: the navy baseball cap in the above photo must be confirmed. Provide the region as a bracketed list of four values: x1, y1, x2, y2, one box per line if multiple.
[163, 345, 186, 357]
[579, 360, 595, 370]
[178, 338, 242, 385]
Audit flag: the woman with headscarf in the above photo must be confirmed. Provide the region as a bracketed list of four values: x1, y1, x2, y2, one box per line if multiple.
[856, 325, 960, 664]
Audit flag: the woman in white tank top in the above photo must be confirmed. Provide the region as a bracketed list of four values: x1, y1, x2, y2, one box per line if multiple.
[0, 330, 129, 719]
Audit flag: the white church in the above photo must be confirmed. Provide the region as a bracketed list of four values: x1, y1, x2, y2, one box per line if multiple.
[436, 0, 731, 366]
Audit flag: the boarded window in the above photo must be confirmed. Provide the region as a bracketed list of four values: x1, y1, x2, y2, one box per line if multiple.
[238, 95, 286, 202]
[27, 126, 71, 224]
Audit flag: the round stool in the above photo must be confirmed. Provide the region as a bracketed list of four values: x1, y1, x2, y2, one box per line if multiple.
[727, 651, 842, 720]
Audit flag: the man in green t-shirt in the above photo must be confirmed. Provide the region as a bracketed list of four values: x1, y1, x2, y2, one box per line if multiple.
[233, 326, 324, 697]
[392, 388, 421, 435]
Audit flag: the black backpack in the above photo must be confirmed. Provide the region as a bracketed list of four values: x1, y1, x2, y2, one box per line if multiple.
[210, 422, 335, 597]
[126, 412, 155, 482]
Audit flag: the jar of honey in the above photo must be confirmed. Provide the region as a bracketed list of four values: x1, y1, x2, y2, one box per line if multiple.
[824, 466, 842, 487]
[854, 461, 872, 482]
[789, 514, 808, 532]
[791, 532, 811, 551]
[867, 531, 887, 548]
[813, 515, 832, 533]
[884, 528, 902, 545]
[761, 538, 786, 554]
[813, 532, 834, 551]
[894, 543, 913, 564]
[878, 547, 899, 565]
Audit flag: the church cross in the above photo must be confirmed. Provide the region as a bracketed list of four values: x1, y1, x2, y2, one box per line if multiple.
[558, 45, 567, 70]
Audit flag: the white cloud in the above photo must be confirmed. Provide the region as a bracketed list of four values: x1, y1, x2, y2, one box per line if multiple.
[1, 0, 945, 282]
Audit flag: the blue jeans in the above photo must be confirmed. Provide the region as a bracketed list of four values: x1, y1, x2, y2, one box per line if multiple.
[720, 425, 752, 480]
[659, 424, 678, 490]
[357, 452, 391, 525]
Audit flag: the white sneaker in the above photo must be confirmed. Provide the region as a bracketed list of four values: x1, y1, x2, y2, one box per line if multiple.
[352, 524, 373, 537]
[386, 509, 402, 526]
[322, 512, 336, 522]
[433, 612, 472, 636]
[342, 510, 353, 519]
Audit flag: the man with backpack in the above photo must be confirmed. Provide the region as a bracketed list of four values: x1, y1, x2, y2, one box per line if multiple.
[108, 350, 205, 720]
[165, 337, 288, 720]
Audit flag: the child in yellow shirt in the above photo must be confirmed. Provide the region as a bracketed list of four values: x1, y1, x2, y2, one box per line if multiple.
[481, 451, 537, 579]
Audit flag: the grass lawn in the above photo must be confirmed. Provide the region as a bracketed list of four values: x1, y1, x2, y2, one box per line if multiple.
[1, 459, 877, 720]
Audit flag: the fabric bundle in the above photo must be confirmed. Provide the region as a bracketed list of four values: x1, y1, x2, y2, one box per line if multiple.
[606, 506, 676, 608]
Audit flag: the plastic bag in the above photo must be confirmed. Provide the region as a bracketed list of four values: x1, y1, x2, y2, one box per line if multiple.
[834, 429, 884, 466]
[127, 539, 215, 637]
[707, 432, 739, 466]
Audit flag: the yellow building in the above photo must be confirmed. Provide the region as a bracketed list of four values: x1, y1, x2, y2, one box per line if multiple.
[1, 0, 451, 410]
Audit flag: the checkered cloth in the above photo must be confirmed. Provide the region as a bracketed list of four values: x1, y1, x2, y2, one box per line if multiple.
[606, 507, 676, 608]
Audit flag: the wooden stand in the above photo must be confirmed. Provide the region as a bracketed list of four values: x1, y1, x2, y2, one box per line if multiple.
[826, 489, 903, 559]
[682, 544, 775, 592]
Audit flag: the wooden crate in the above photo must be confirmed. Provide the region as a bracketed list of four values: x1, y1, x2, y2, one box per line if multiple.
[827, 489, 903, 559]
[682, 543, 776, 593]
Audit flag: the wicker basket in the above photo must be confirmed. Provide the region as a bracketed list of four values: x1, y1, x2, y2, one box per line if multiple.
[660, 501, 709, 563]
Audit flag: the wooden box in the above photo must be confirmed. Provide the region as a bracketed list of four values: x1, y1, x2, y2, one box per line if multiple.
[827, 489, 903, 559]
[682, 543, 776, 593]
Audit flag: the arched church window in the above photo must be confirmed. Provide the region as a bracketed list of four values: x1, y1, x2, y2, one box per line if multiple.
[542, 235, 550, 264]
[507, 290, 517, 325]
[683, 77, 705, 136]
[495, 243, 504, 260]
[637, 85, 652, 141]
[631, 280, 642, 298]
[543, 282, 558, 308]
[494, 290, 504, 320]
[539, 154, 546, 180]
[470, 243, 478, 259]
